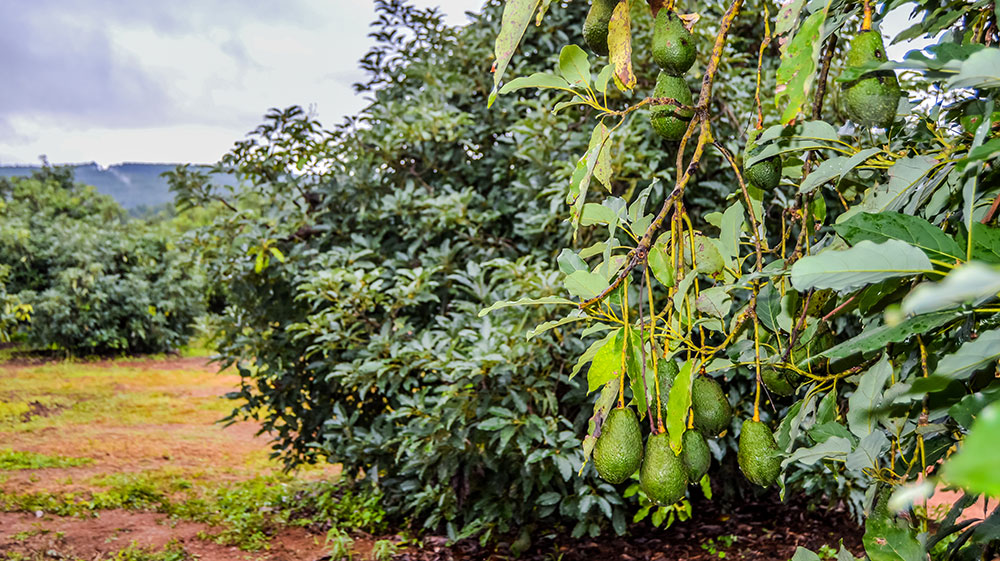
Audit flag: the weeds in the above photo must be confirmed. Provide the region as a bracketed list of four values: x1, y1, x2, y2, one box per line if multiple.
[0, 449, 92, 471]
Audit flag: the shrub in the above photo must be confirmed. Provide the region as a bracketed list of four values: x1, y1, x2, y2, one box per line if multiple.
[0, 167, 204, 355]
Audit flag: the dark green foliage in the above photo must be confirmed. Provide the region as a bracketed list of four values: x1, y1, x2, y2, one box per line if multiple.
[583, 0, 616, 56]
[680, 429, 710, 481]
[0, 168, 203, 354]
[652, 10, 695, 75]
[650, 72, 694, 140]
[745, 156, 781, 189]
[594, 407, 643, 484]
[639, 432, 687, 505]
[737, 420, 780, 487]
[842, 31, 901, 129]
[691, 377, 732, 436]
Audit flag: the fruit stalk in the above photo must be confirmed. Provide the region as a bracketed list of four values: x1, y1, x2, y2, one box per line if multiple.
[579, 0, 746, 310]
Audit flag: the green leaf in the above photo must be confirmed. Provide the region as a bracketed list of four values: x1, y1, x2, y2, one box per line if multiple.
[942, 402, 1000, 497]
[961, 137, 1000, 172]
[818, 310, 962, 361]
[564, 270, 609, 300]
[834, 212, 964, 262]
[775, 8, 827, 124]
[588, 328, 625, 393]
[595, 64, 614, 93]
[790, 240, 933, 292]
[846, 431, 890, 472]
[855, 156, 938, 214]
[902, 263, 1000, 315]
[666, 361, 695, 454]
[488, 0, 542, 107]
[498, 72, 571, 95]
[526, 310, 589, 340]
[536, 491, 561, 506]
[798, 148, 881, 194]
[790, 548, 822, 561]
[756, 283, 785, 334]
[648, 240, 674, 288]
[932, 329, 1000, 381]
[571, 328, 619, 380]
[947, 47, 1000, 89]
[847, 357, 893, 439]
[479, 296, 576, 317]
[607, 1, 635, 91]
[971, 223, 1000, 264]
[580, 203, 618, 226]
[558, 44, 591, 89]
[782, 436, 851, 467]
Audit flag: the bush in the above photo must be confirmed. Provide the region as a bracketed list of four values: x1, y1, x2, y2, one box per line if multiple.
[0, 166, 204, 355]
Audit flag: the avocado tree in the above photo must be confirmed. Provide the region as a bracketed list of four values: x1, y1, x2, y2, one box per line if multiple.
[488, 0, 1000, 558]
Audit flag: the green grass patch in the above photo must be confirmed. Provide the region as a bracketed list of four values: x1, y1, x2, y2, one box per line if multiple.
[0, 471, 386, 552]
[0, 449, 92, 471]
[105, 540, 191, 561]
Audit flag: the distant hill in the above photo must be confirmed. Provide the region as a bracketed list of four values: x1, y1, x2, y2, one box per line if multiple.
[0, 162, 218, 209]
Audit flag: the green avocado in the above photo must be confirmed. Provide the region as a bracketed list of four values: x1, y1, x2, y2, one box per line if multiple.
[594, 407, 643, 484]
[761, 366, 797, 397]
[656, 359, 680, 420]
[640, 432, 688, 505]
[652, 10, 696, 76]
[680, 429, 711, 481]
[583, 0, 617, 56]
[650, 72, 694, 141]
[745, 156, 781, 189]
[843, 31, 902, 129]
[792, 331, 835, 373]
[738, 419, 781, 487]
[691, 376, 732, 436]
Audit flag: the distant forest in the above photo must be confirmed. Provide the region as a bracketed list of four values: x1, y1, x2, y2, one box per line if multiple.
[0, 162, 229, 213]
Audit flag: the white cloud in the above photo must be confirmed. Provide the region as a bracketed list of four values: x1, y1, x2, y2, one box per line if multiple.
[0, 1, 480, 167]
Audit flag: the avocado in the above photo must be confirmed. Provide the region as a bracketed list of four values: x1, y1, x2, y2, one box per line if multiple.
[792, 331, 835, 373]
[680, 429, 711, 481]
[652, 10, 696, 75]
[593, 407, 643, 484]
[843, 31, 902, 129]
[745, 156, 781, 189]
[691, 376, 732, 436]
[761, 365, 798, 397]
[583, 0, 616, 56]
[738, 419, 781, 487]
[640, 432, 688, 505]
[650, 72, 694, 141]
[656, 359, 680, 420]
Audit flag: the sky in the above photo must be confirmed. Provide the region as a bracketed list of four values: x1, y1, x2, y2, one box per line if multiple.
[0, 1, 472, 167]
[0, 2, 933, 168]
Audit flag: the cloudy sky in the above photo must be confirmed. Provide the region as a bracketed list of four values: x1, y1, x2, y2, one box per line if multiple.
[1, 2, 929, 168]
[0, 1, 472, 167]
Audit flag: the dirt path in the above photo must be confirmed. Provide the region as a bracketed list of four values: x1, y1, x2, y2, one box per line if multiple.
[0, 355, 338, 560]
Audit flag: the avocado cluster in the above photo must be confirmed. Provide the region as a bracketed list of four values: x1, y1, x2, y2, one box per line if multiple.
[592, 368, 735, 504]
[582, 0, 617, 56]
[649, 10, 697, 141]
[842, 31, 902, 129]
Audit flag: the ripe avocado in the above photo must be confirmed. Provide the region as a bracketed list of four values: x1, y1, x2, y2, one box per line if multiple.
[738, 419, 781, 487]
[680, 429, 711, 481]
[691, 376, 732, 436]
[640, 432, 688, 505]
[745, 156, 781, 189]
[583, 0, 617, 56]
[652, 10, 696, 75]
[650, 72, 694, 141]
[843, 31, 902, 129]
[594, 407, 643, 484]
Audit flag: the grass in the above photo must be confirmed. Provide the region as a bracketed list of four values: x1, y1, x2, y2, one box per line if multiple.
[0, 449, 92, 471]
[0, 470, 385, 552]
